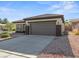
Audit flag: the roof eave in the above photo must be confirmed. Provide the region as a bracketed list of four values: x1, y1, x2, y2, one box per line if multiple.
[23, 15, 64, 23]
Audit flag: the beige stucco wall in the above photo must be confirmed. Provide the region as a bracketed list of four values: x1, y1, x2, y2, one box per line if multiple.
[26, 18, 64, 35]
[56, 18, 65, 35]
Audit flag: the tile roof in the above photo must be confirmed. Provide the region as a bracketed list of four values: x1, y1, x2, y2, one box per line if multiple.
[13, 14, 64, 23]
[23, 14, 64, 20]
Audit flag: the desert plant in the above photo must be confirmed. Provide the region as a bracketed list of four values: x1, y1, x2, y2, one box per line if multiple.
[72, 29, 79, 35]
[74, 31, 79, 35]
[65, 20, 72, 31]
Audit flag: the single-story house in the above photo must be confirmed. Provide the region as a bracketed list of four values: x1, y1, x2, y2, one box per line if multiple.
[13, 14, 65, 36]
[71, 19, 79, 30]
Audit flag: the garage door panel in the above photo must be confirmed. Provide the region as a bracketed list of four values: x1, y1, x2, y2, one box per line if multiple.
[30, 21, 56, 35]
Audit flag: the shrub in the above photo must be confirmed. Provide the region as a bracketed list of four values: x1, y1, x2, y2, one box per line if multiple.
[0, 32, 11, 38]
[3, 29, 8, 31]
[12, 29, 16, 31]
[73, 29, 79, 35]
[4, 23, 16, 31]
[75, 31, 79, 35]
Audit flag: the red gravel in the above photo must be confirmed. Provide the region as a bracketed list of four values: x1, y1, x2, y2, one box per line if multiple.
[38, 53, 65, 58]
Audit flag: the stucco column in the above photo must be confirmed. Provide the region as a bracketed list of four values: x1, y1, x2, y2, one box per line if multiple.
[25, 21, 30, 35]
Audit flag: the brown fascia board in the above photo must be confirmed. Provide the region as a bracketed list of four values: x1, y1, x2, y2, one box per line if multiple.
[12, 20, 25, 23]
[28, 20, 57, 23]
[23, 15, 64, 23]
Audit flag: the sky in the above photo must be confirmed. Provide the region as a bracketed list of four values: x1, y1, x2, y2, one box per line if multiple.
[0, 1, 79, 22]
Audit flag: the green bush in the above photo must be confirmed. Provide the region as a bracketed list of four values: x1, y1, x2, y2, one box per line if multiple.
[0, 32, 11, 38]
[3, 29, 8, 31]
[12, 29, 16, 31]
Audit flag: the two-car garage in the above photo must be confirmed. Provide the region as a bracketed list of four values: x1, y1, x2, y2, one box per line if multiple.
[29, 21, 56, 35]
[24, 14, 64, 36]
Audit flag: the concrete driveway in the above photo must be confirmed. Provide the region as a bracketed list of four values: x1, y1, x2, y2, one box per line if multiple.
[0, 35, 55, 58]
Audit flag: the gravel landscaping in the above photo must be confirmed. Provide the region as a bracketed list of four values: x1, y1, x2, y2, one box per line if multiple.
[38, 35, 79, 58]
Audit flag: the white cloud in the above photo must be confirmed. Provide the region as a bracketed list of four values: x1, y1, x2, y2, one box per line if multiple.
[62, 1, 75, 10]
[0, 7, 32, 21]
[47, 1, 77, 14]
[47, 5, 61, 10]
[0, 7, 17, 15]
[0, 7, 28, 16]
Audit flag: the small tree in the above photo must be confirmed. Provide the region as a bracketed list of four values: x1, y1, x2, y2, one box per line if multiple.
[2, 18, 9, 24]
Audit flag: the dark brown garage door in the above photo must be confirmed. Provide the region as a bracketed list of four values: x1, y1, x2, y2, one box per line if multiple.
[29, 21, 56, 35]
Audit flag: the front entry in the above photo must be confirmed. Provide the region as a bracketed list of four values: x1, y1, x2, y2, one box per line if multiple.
[56, 25, 61, 36]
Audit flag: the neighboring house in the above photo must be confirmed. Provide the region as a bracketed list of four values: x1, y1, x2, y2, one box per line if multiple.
[70, 19, 79, 30]
[13, 14, 65, 36]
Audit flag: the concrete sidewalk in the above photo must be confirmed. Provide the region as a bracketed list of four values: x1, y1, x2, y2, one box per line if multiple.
[0, 49, 36, 58]
[0, 49, 26, 58]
